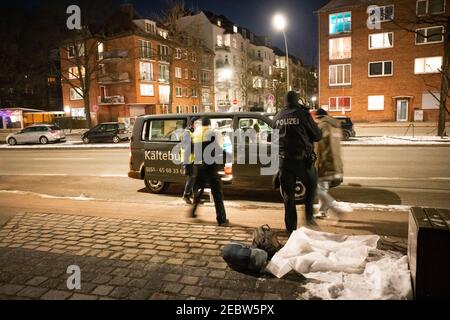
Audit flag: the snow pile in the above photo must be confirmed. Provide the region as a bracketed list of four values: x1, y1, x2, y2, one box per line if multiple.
[266, 228, 412, 300]
[0, 190, 97, 201]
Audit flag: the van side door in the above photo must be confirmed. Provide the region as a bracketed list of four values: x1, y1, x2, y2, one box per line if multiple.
[232, 116, 275, 188]
[143, 118, 187, 184]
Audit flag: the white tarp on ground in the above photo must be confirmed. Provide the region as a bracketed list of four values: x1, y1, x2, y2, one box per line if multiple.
[266, 228, 413, 300]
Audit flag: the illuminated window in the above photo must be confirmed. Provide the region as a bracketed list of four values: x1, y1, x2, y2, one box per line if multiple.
[368, 95, 384, 111]
[140, 84, 154, 96]
[329, 37, 351, 60]
[329, 12, 351, 35]
[414, 56, 442, 74]
[69, 87, 83, 100]
[369, 32, 394, 49]
[329, 97, 351, 111]
[329, 64, 351, 86]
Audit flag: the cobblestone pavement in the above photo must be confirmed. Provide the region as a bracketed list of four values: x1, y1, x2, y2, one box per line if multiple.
[0, 213, 407, 300]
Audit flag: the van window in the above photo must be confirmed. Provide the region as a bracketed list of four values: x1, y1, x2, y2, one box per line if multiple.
[142, 119, 186, 142]
[238, 118, 272, 142]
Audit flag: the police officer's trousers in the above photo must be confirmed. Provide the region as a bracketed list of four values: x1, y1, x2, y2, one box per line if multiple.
[279, 158, 318, 233]
[191, 164, 227, 225]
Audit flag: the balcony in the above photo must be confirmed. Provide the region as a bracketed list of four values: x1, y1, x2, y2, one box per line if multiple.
[97, 72, 130, 85]
[101, 50, 128, 62]
[97, 95, 125, 105]
[253, 56, 264, 62]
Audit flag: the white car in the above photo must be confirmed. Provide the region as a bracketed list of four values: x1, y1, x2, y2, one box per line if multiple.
[6, 124, 66, 146]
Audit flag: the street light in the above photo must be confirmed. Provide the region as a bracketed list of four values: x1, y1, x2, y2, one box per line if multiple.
[272, 13, 290, 91]
[311, 96, 317, 108]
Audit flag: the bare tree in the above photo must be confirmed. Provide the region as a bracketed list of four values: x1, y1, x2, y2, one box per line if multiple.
[388, 1, 449, 136]
[270, 71, 287, 112]
[59, 30, 106, 128]
[237, 47, 257, 110]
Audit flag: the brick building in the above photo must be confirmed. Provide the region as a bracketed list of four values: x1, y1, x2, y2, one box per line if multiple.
[61, 4, 214, 125]
[318, 0, 450, 122]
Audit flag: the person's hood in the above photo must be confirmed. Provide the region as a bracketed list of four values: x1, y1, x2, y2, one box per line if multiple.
[285, 91, 301, 108]
[319, 115, 340, 128]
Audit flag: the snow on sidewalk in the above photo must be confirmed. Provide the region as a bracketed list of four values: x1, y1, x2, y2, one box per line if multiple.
[266, 228, 412, 300]
[343, 136, 450, 146]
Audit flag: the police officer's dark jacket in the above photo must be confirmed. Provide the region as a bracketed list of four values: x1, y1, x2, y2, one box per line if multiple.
[273, 91, 322, 159]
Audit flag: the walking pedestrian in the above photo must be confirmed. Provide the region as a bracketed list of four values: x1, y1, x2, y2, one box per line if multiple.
[190, 117, 229, 227]
[314, 109, 352, 219]
[181, 118, 198, 204]
[273, 91, 322, 233]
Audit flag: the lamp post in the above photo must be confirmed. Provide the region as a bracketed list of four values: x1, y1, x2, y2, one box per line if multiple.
[273, 13, 290, 91]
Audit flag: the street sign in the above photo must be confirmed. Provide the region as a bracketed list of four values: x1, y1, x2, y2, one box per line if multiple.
[233, 99, 238, 105]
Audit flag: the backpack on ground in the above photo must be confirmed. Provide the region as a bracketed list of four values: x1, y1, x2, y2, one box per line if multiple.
[252, 225, 282, 259]
[221, 242, 268, 273]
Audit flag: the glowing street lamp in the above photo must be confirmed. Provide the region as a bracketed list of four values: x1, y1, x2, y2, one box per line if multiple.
[272, 13, 290, 91]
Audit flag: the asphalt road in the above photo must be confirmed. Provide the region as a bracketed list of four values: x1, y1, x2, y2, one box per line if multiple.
[0, 147, 449, 208]
[0, 147, 448, 218]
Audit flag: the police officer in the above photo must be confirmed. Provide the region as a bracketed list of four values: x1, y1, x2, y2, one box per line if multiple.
[190, 117, 229, 227]
[273, 91, 322, 233]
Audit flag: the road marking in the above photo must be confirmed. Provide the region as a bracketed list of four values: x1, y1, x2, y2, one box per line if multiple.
[31, 158, 94, 161]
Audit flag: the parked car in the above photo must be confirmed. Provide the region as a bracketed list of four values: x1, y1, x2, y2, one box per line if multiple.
[6, 124, 66, 145]
[82, 122, 129, 144]
[334, 116, 356, 140]
[128, 112, 306, 203]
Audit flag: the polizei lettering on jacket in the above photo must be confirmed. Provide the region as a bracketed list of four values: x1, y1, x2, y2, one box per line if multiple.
[275, 118, 300, 126]
[145, 150, 180, 162]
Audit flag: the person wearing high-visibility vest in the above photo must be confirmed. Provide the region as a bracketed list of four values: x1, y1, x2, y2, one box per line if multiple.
[190, 117, 229, 227]
[181, 118, 198, 204]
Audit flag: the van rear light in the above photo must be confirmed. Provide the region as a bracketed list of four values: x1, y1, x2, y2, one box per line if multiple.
[224, 164, 232, 175]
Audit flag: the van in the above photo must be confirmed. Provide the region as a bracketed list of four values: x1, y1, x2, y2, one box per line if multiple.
[128, 112, 305, 202]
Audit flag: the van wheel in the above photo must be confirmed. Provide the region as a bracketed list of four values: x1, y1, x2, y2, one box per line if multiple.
[8, 138, 17, 146]
[112, 136, 120, 144]
[280, 179, 306, 204]
[144, 178, 169, 194]
[342, 131, 350, 141]
[40, 136, 49, 145]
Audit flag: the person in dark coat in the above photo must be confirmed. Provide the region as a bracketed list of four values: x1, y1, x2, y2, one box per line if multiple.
[273, 91, 322, 233]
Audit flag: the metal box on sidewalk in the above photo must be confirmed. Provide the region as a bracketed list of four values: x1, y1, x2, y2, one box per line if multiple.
[408, 207, 450, 299]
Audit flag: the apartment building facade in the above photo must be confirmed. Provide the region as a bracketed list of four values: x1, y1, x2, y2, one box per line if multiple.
[318, 0, 450, 122]
[177, 11, 312, 112]
[61, 4, 214, 125]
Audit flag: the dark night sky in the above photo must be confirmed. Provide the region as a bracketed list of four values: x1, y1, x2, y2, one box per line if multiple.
[17, 0, 330, 66]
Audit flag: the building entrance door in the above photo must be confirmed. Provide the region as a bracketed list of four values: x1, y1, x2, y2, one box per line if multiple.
[396, 99, 409, 122]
